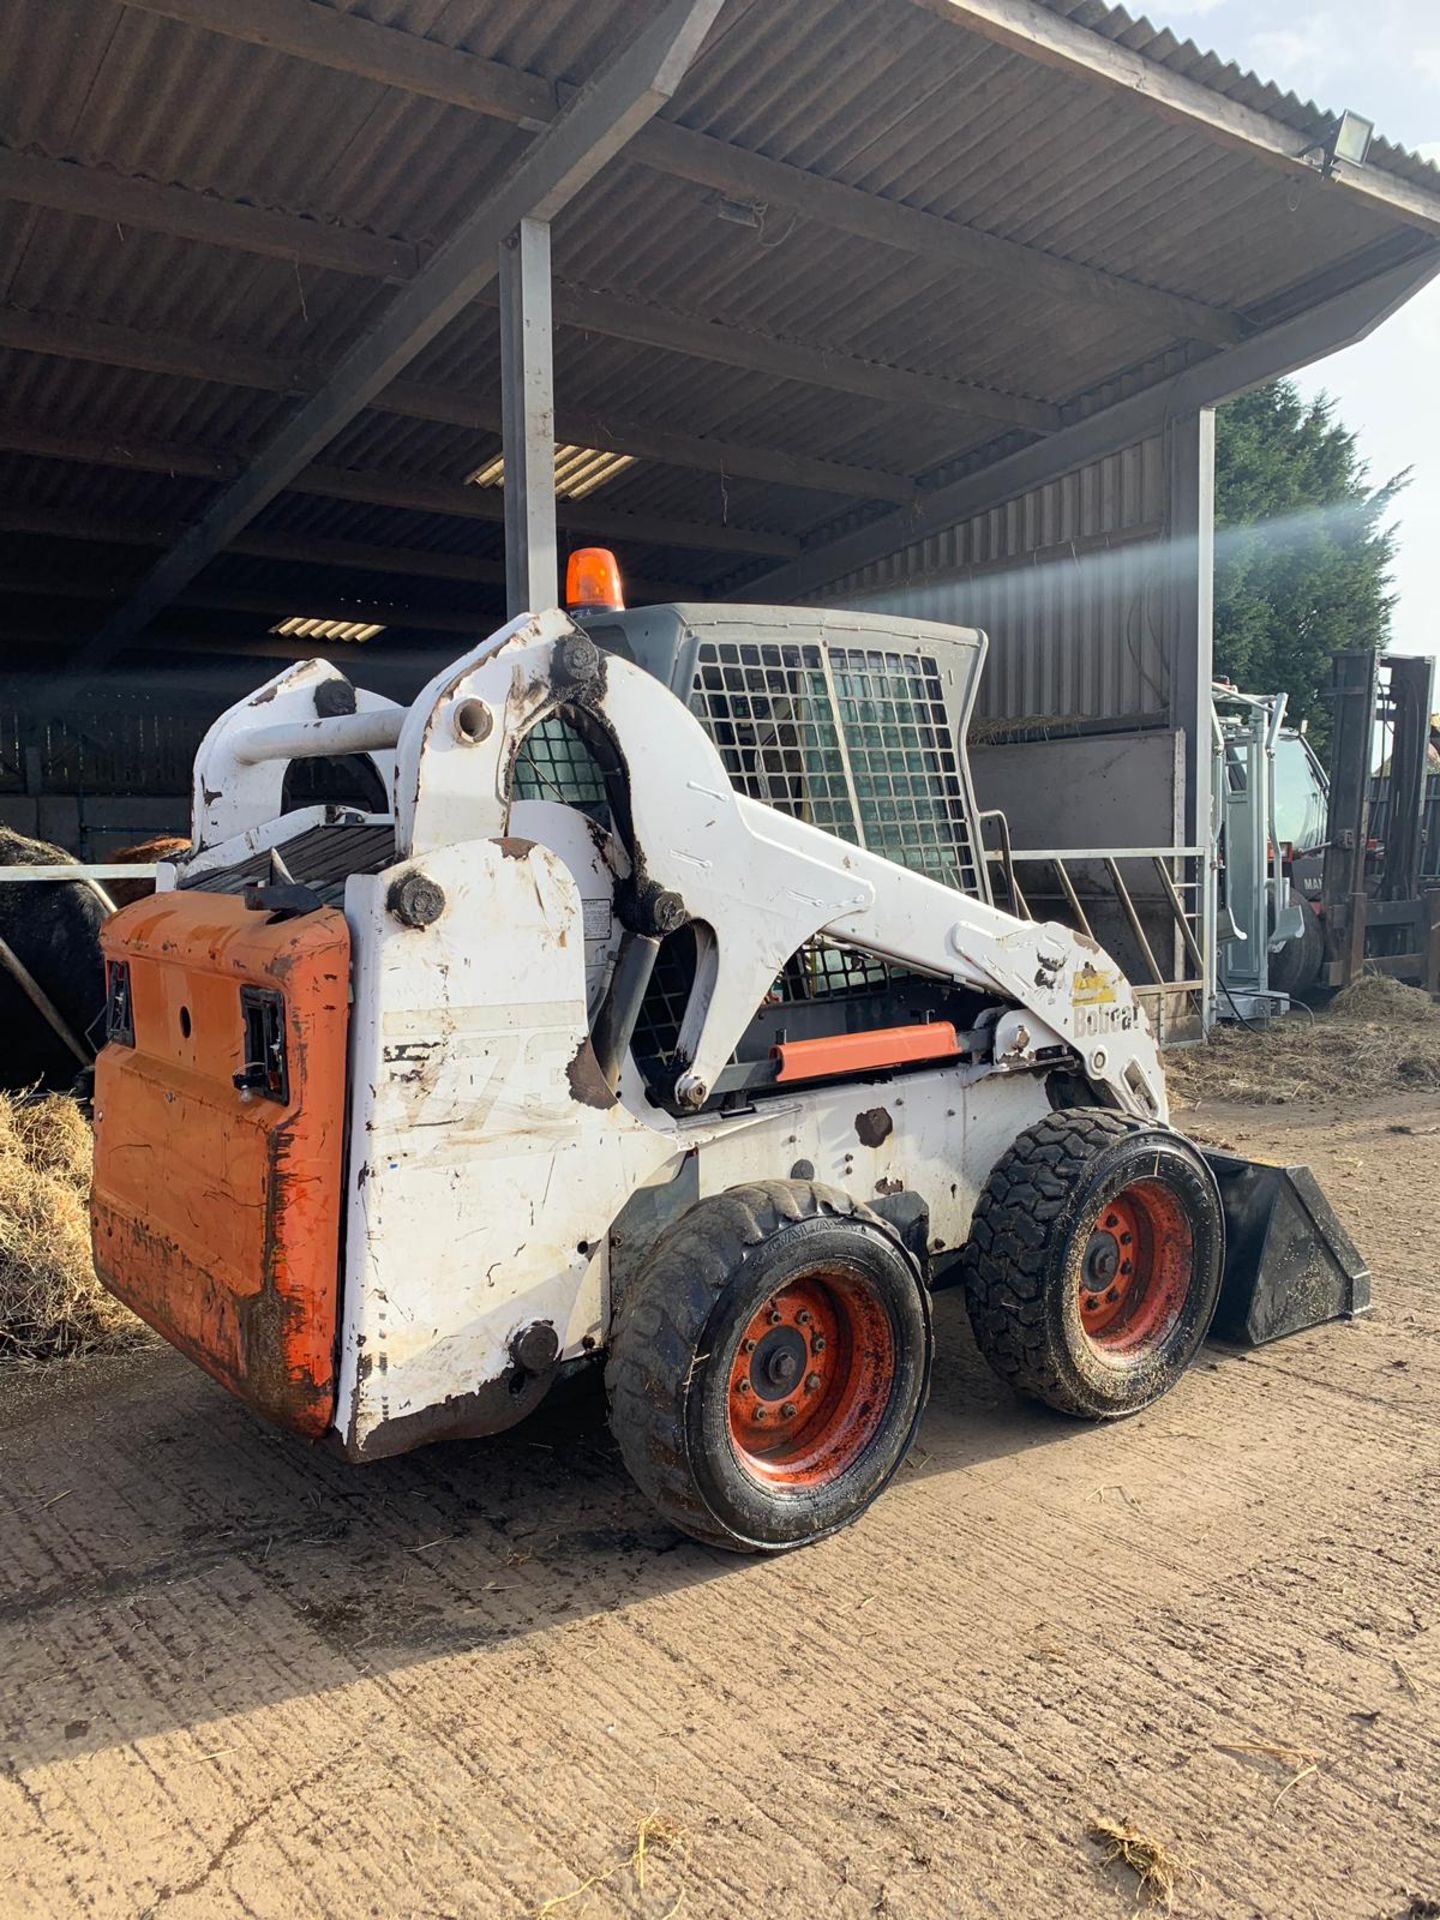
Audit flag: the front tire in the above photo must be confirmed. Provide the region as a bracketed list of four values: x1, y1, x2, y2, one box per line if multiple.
[959, 1110, 1223, 1419]
[606, 1181, 931, 1553]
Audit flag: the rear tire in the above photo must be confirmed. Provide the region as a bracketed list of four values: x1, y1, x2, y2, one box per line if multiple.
[606, 1181, 931, 1553]
[959, 1110, 1223, 1419]
[1269, 884, 1324, 998]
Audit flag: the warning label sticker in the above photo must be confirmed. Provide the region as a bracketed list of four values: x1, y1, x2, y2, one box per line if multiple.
[1072, 963, 1118, 1008]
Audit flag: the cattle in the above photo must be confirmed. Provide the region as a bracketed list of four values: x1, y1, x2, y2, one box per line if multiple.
[106, 835, 191, 908]
[0, 828, 110, 1093]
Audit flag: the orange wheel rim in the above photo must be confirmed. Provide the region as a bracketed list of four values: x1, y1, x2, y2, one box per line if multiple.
[726, 1269, 895, 1489]
[1077, 1179, 1193, 1358]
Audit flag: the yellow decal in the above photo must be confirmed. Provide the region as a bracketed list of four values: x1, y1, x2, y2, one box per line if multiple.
[1073, 963, 1117, 1008]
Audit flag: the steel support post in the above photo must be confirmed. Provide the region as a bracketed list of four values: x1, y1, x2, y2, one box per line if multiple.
[500, 218, 558, 619]
[1168, 407, 1216, 1031]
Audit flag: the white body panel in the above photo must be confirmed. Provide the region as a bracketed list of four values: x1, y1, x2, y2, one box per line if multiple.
[177, 607, 1169, 1459]
[191, 657, 401, 849]
[334, 830, 1055, 1455]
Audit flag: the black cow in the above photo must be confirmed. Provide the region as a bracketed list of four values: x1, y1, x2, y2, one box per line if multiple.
[0, 828, 109, 1092]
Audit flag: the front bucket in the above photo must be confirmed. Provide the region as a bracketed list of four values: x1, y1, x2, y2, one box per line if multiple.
[1204, 1152, 1370, 1346]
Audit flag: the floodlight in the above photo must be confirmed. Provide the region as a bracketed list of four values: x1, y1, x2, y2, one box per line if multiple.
[1331, 110, 1374, 168]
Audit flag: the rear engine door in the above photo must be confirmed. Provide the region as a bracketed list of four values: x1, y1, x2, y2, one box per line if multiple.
[92, 891, 349, 1436]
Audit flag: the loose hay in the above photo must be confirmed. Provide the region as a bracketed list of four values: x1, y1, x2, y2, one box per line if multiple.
[631, 1811, 686, 1891]
[534, 1811, 688, 1917]
[1167, 976, 1440, 1108]
[0, 1090, 150, 1363]
[1089, 1817, 1186, 1911]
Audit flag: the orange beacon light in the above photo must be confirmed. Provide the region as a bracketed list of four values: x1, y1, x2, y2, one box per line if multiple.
[565, 547, 625, 614]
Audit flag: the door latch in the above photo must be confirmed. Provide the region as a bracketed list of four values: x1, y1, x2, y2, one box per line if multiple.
[234, 987, 289, 1103]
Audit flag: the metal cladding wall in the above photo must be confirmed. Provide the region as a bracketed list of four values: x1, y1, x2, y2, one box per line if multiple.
[809, 437, 1172, 728]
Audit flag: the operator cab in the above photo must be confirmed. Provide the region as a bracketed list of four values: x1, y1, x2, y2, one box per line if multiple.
[553, 551, 999, 1112]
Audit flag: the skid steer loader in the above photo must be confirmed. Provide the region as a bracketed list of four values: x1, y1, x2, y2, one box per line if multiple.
[90, 552, 1367, 1553]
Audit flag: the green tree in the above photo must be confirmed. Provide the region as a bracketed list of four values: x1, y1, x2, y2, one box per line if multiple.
[1213, 380, 1407, 752]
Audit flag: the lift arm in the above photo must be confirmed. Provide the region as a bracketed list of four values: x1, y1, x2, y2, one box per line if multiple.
[393, 615, 1168, 1122]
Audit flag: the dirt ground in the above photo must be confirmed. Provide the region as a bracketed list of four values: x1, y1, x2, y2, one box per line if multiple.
[3, 1088, 1438, 1920]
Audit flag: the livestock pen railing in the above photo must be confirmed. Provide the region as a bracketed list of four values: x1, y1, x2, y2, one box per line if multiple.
[979, 815, 1209, 1043]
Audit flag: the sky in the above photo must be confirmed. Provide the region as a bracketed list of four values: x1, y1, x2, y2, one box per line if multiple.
[1155, 0, 1440, 662]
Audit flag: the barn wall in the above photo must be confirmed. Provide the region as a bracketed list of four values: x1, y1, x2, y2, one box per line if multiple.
[0, 698, 206, 800]
[806, 420, 1211, 1037]
[0, 695, 203, 853]
[0, 651, 451, 856]
[811, 435, 1171, 728]
[971, 730, 1184, 852]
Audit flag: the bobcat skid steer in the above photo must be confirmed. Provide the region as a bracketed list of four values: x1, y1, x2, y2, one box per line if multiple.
[91, 554, 1367, 1553]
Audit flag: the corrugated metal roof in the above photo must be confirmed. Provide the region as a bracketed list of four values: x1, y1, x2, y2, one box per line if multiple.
[1043, 0, 1440, 194]
[0, 0, 1434, 678]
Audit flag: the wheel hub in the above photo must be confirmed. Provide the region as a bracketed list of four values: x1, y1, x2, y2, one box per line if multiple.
[749, 1325, 807, 1400]
[726, 1270, 895, 1486]
[1077, 1181, 1192, 1357]
[1082, 1232, 1121, 1289]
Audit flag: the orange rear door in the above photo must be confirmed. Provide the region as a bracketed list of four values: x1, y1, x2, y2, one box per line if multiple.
[92, 891, 350, 1437]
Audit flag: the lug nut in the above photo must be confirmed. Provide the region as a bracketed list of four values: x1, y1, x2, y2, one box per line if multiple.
[781, 1403, 797, 1420]
[768, 1308, 783, 1326]
[753, 1407, 767, 1422]
[805, 1373, 822, 1393]
[735, 1379, 751, 1395]
[811, 1335, 826, 1354]
[1106, 1288, 1119, 1303]
[741, 1338, 757, 1354]
[797, 1309, 813, 1326]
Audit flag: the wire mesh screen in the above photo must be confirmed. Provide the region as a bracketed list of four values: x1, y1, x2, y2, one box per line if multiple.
[774, 941, 893, 1000]
[690, 640, 860, 840]
[507, 646, 980, 1088]
[513, 716, 609, 824]
[831, 648, 980, 893]
[509, 644, 981, 900]
[689, 640, 981, 895]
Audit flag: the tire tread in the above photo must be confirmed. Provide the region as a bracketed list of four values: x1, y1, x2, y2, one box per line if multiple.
[958, 1109, 1143, 1412]
[606, 1182, 870, 1552]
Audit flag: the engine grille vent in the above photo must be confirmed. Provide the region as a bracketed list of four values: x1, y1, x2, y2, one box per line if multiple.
[181, 823, 396, 909]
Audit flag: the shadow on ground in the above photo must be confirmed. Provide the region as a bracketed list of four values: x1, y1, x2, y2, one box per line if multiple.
[1, 1293, 1091, 1767]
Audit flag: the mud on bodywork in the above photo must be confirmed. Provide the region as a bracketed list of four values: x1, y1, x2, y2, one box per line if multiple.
[340, 1361, 558, 1462]
[566, 1037, 617, 1110]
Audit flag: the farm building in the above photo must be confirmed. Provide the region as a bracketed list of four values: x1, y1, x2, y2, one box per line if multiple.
[1, 0, 1438, 1032]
